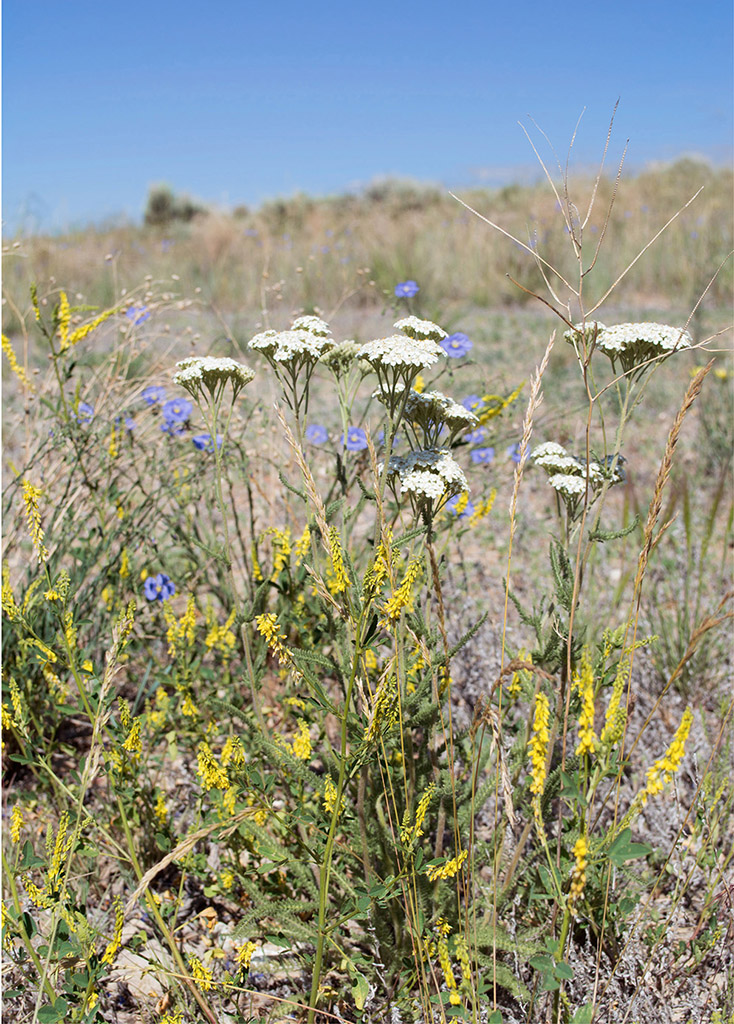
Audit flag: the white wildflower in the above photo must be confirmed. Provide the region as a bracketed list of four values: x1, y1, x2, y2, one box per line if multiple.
[383, 448, 468, 507]
[532, 442, 568, 460]
[563, 322, 607, 346]
[548, 473, 587, 496]
[291, 315, 331, 337]
[358, 333, 445, 371]
[393, 316, 447, 342]
[248, 328, 334, 365]
[174, 356, 255, 397]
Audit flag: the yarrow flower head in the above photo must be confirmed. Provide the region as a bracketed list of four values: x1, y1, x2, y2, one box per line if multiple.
[144, 574, 176, 602]
[382, 448, 468, 518]
[174, 356, 255, 401]
[305, 423, 328, 445]
[566, 321, 692, 376]
[192, 433, 223, 452]
[393, 316, 447, 343]
[394, 280, 419, 298]
[248, 317, 334, 366]
[343, 426, 368, 451]
[441, 332, 473, 358]
[392, 388, 478, 447]
[358, 328, 447, 414]
[319, 340, 368, 378]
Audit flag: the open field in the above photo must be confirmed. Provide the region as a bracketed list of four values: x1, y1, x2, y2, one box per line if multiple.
[2, 159, 733, 1024]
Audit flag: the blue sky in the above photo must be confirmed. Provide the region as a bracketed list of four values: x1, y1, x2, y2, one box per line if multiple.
[3, 0, 732, 233]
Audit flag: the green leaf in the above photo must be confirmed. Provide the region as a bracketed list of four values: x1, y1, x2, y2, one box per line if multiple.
[37, 998, 69, 1023]
[607, 828, 652, 867]
[488, 1012, 504, 1024]
[555, 961, 573, 980]
[351, 970, 369, 1010]
[571, 1004, 594, 1023]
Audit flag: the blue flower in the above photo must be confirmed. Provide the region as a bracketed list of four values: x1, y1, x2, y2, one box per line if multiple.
[343, 426, 368, 451]
[144, 573, 176, 602]
[74, 402, 94, 424]
[142, 385, 166, 406]
[507, 442, 528, 463]
[160, 420, 186, 436]
[193, 433, 223, 452]
[162, 398, 193, 424]
[125, 417, 137, 432]
[305, 424, 328, 445]
[126, 305, 151, 326]
[464, 427, 487, 445]
[446, 495, 475, 519]
[441, 332, 473, 358]
[395, 280, 419, 298]
[470, 446, 495, 465]
[461, 394, 484, 413]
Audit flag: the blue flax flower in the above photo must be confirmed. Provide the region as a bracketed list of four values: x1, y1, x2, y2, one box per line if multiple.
[394, 280, 419, 298]
[305, 424, 328, 445]
[162, 398, 193, 424]
[446, 494, 475, 519]
[74, 402, 94, 424]
[142, 385, 166, 406]
[144, 573, 176, 602]
[464, 427, 487, 445]
[126, 305, 151, 326]
[192, 433, 223, 452]
[124, 417, 137, 432]
[507, 442, 528, 463]
[461, 394, 484, 414]
[343, 426, 368, 451]
[470, 446, 495, 465]
[441, 332, 473, 358]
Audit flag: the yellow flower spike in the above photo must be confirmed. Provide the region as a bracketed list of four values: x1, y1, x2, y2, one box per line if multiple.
[400, 783, 436, 846]
[181, 692, 198, 717]
[271, 527, 292, 576]
[101, 896, 124, 965]
[601, 657, 629, 746]
[425, 848, 468, 882]
[469, 487, 497, 527]
[326, 525, 349, 595]
[188, 954, 214, 992]
[57, 292, 71, 350]
[67, 306, 117, 347]
[569, 835, 588, 910]
[294, 524, 311, 566]
[47, 812, 73, 889]
[382, 558, 422, 623]
[154, 792, 168, 824]
[197, 742, 229, 791]
[22, 479, 49, 563]
[122, 719, 142, 759]
[1, 334, 34, 392]
[120, 548, 130, 580]
[221, 735, 246, 768]
[528, 691, 551, 797]
[574, 649, 598, 757]
[364, 674, 398, 745]
[235, 941, 258, 971]
[108, 426, 118, 459]
[2, 566, 21, 621]
[292, 719, 312, 761]
[643, 707, 694, 800]
[251, 540, 263, 581]
[453, 490, 469, 517]
[413, 374, 425, 392]
[10, 806, 23, 843]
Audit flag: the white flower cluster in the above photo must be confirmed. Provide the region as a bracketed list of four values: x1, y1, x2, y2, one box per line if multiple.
[357, 333, 444, 371]
[319, 340, 368, 376]
[174, 356, 255, 395]
[565, 320, 692, 371]
[403, 390, 478, 430]
[548, 473, 588, 497]
[393, 316, 447, 342]
[533, 441, 624, 493]
[291, 315, 331, 337]
[383, 448, 468, 503]
[249, 327, 334, 364]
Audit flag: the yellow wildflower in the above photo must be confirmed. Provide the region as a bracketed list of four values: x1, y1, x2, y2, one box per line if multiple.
[528, 691, 550, 797]
[154, 791, 168, 824]
[188, 954, 214, 992]
[122, 719, 142, 759]
[435, 921, 459, 1004]
[120, 548, 130, 579]
[23, 878, 52, 909]
[181, 693, 198, 718]
[101, 896, 124, 965]
[1, 334, 33, 392]
[601, 657, 629, 746]
[2, 566, 20, 620]
[425, 849, 468, 882]
[165, 595, 196, 657]
[10, 806, 23, 843]
[401, 783, 435, 845]
[22, 479, 49, 563]
[364, 674, 398, 744]
[364, 649, 378, 672]
[204, 606, 237, 654]
[57, 291, 71, 349]
[108, 426, 118, 459]
[326, 526, 349, 595]
[413, 374, 425, 392]
[251, 540, 264, 581]
[221, 735, 246, 768]
[271, 527, 291, 576]
[66, 307, 117, 348]
[293, 524, 311, 567]
[469, 488, 497, 527]
[569, 835, 588, 910]
[47, 812, 73, 889]
[222, 786, 237, 815]
[197, 742, 229, 791]
[292, 719, 312, 761]
[220, 869, 235, 890]
[452, 491, 469, 517]
[383, 558, 422, 623]
[643, 707, 694, 801]
[235, 941, 257, 971]
[574, 650, 597, 757]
